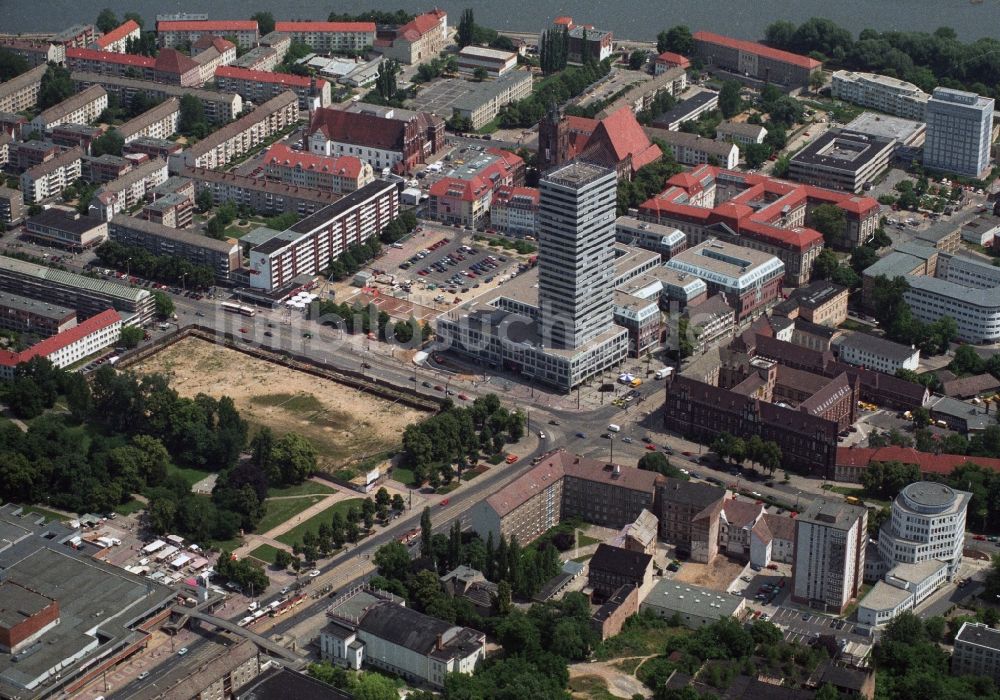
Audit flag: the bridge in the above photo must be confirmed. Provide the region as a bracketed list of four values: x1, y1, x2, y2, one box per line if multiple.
[173, 606, 307, 668]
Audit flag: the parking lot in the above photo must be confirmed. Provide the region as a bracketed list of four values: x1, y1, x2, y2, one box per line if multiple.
[770, 606, 868, 644]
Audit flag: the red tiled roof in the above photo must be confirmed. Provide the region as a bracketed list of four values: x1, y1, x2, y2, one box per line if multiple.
[193, 35, 236, 53]
[157, 20, 258, 32]
[762, 513, 796, 542]
[429, 175, 492, 202]
[0, 309, 121, 367]
[397, 9, 446, 41]
[275, 21, 375, 33]
[308, 107, 405, 151]
[154, 48, 199, 75]
[67, 46, 154, 68]
[836, 445, 1000, 477]
[553, 16, 574, 26]
[591, 107, 661, 171]
[263, 143, 363, 178]
[693, 31, 821, 70]
[656, 51, 690, 68]
[95, 19, 140, 49]
[721, 499, 764, 528]
[215, 65, 327, 89]
[493, 185, 540, 206]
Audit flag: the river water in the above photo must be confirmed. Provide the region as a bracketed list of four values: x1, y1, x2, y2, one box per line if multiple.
[2, 0, 999, 41]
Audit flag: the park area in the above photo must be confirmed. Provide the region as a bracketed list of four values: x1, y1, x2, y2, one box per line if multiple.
[133, 337, 430, 473]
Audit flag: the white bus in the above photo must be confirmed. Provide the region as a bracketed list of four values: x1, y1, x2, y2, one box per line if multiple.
[221, 301, 256, 317]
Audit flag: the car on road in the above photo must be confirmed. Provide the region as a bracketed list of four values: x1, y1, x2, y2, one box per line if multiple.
[440, 498, 450, 506]
[645, 444, 656, 451]
[422, 381, 432, 387]
[575, 432, 586, 438]
[177, 647, 189, 656]
[538, 431, 546, 439]
[974, 534, 987, 541]
[741, 575, 752, 582]
[195, 311, 205, 317]
[549, 419, 560, 425]
[641, 436, 652, 443]
[239, 327, 248, 333]
[302, 332, 312, 339]
[682, 451, 693, 456]
[361, 362, 371, 369]
[309, 569, 321, 578]
[434, 385, 444, 391]
[622, 436, 632, 444]
[264, 331, 273, 337]
[457, 393, 469, 400]
[280, 586, 289, 595]
[138, 671, 149, 680]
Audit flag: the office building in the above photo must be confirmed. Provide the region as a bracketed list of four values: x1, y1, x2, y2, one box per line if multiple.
[831, 70, 930, 121]
[613, 291, 661, 356]
[214, 66, 332, 112]
[71, 71, 243, 124]
[376, 9, 448, 65]
[650, 91, 720, 131]
[644, 128, 739, 169]
[923, 87, 994, 178]
[640, 580, 746, 628]
[274, 21, 375, 53]
[693, 31, 821, 92]
[0, 187, 24, 227]
[246, 180, 398, 293]
[0, 254, 154, 324]
[262, 143, 373, 194]
[321, 587, 484, 689]
[843, 112, 927, 164]
[614, 217, 687, 260]
[90, 159, 169, 221]
[788, 129, 896, 193]
[792, 499, 867, 613]
[858, 557, 950, 627]
[171, 91, 299, 172]
[953, 622, 1000, 683]
[0, 291, 76, 337]
[0, 64, 47, 114]
[835, 332, 920, 375]
[20, 148, 84, 204]
[28, 85, 107, 136]
[109, 215, 240, 279]
[657, 479, 726, 563]
[25, 209, 108, 250]
[156, 19, 260, 49]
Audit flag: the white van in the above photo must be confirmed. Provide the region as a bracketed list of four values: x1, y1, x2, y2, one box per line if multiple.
[607, 424, 621, 433]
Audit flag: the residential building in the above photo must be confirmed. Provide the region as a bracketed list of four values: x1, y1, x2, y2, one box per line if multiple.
[274, 21, 375, 53]
[469, 456, 565, 545]
[0, 39, 64, 68]
[923, 87, 994, 178]
[835, 332, 919, 375]
[135, 637, 263, 700]
[538, 106, 661, 180]
[25, 208, 108, 250]
[645, 127, 739, 169]
[835, 445, 1000, 483]
[587, 544, 653, 601]
[428, 176, 494, 228]
[0, 309, 122, 379]
[262, 143, 373, 194]
[407, 72, 533, 131]
[788, 129, 895, 193]
[11, 139, 58, 170]
[184, 166, 342, 216]
[191, 34, 237, 77]
[28, 85, 107, 136]
[0, 254, 154, 324]
[440, 566, 497, 618]
[90, 158, 169, 221]
[307, 104, 445, 174]
[716, 121, 767, 146]
[321, 587, 485, 689]
[657, 478, 726, 563]
[774, 280, 849, 327]
[0, 291, 76, 337]
[65, 47, 156, 79]
[489, 186, 539, 237]
[792, 498, 867, 613]
[0, 187, 25, 227]
[156, 19, 260, 49]
[561, 453, 661, 528]
[246, 180, 398, 293]
[611, 509, 659, 555]
[117, 98, 180, 144]
[687, 294, 735, 348]
[640, 580, 746, 628]
[665, 239, 784, 323]
[953, 622, 1000, 683]
[376, 10, 448, 65]
[0, 64, 47, 114]
[591, 584, 640, 640]
[171, 91, 299, 172]
[598, 66, 688, 118]
[655, 51, 691, 73]
[109, 215, 240, 279]
[232, 45, 281, 73]
[613, 291, 660, 356]
[124, 136, 183, 161]
[638, 165, 880, 283]
[457, 46, 518, 77]
[0, 113, 27, 137]
[49, 123, 101, 152]
[650, 91, 720, 131]
[693, 31, 821, 92]
[82, 153, 132, 183]
[142, 192, 193, 229]
[614, 216, 687, 260]
[93, 19, 140, 53]
[563, 22, 614, 64]
[71, 71, 243, 123]
[831, 70, 930, 121]
[20, 147, 84, 204]
[214, 66, 331, 111]
[52, 24, 99, 48]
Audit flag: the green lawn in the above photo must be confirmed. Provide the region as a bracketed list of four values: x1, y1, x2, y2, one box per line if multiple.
[248, 543, 283, 565]
[167, 464, 214, 488]
[267, 481, 336, 498]
[113, 499, 145, 516]
[594, 618, 689, 660]
[256, 495, 326, 534]
[20, 505, 70, 522]
[391, 466, 416, 486]
[210, 536, 243, 552]
[839, 319, 875, 333]
[573, 553, 593, 563]
[567, 676, 618, 700]
[577, 532, 600, 547]
[275, 498, 365, 546]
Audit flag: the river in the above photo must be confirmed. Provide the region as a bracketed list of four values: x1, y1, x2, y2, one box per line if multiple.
[1, 0, 999, 42]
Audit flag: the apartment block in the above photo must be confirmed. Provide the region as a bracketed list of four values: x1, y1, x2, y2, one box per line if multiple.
[82, 154, 132, 183]
[124, 137, 183, 161]
[0, 65, 48, 114]
[25, 208, 108, 250]
[831, 70, 929, 121]
[90, 159, 169, 221]
[0, 40, 64, 68]
[183, 167, 341, 217]
[792, 498, 867, 613]
[50, 124, 101, 152]
[643, 127, 739, 169]
[156, 20, 260, 50]
[214, 66, 331, 111]
[117, 98, 181, 144]
[28, 85, 108, 136]
[587, 545, 653, 601]
[262, 144, 373, 194]
[489, 186, 539, 237]
[0, 187, 24, 227]
[141, 192, 193, 229]
[657, 479, 726, 563]
[190, 35, 237, 85]
[109, 215, 240, 279]
[0, 309, 122, 379]
[71, 71, 243, 124]
[0, 291, 76, 337]
[171, 91, 299, 172]
[20, 148, 84, 204]
[93, 19, 141, 53]
[274, 21, 375, 53]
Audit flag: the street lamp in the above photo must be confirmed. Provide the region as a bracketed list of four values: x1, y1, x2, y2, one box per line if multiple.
[609, 434, 615, 464]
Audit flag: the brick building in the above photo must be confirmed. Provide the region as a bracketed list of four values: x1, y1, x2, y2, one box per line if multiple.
[538, 106, 661, 180]
[587, 545, 653, 601]
[109, 215, 240, 279]
[657, 479, 726, 563]
[693, 31, 821, 92]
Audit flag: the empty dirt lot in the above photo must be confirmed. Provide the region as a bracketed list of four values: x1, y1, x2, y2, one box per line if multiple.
[133, 336, 429, 471]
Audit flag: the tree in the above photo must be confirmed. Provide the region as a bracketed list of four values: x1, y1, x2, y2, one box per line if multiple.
[812, 248, 840, 280]
[809, 204, 847, 246]
[472, 66, 488, 82]
[951, 344, 985, 376]
[809, 70, 825, 92]
[92, 129, 124, 157]
[373, 541, 411, 581]
[195, 188, 214, 213]
[270, 433, 316, 485]
[0, 48, 29, 82]
[457, 8, 475, 48]
[353, 673, 398, 700]
[250, 11, 275, 35]
[96, 8, 119, 34]
[657, 25, 694, 55]
[743, 142, 772, 169]
[391, 493, 405, 511]
[718, 81, 742, 118]
[850, 245, 879, 274]
[274, 548, 293, 569]
[178, 94, 206, 136]
[153, 291, 174, 319]
[420, 506, 433, 557]
[628, 50, 648, 70]
[38, 65, 75, 111]
[119, 325, 144, 349]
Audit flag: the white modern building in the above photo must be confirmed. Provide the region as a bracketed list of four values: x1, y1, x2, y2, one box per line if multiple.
[923, 87, 994, 178]
[456, 46, 518, 77]
[792, 499, 867, 613]
[904, 252, 1000, 343]
[830, 70, 929, 121]
[857, 559, 948, 627]
[835, 332, 920, 375]
[614, 216, 687, 260]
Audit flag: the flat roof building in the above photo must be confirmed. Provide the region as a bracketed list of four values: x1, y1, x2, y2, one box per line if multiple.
[25, 208, 108, 251]
[793, 499, 867, 613]
[831, 70, 929, 121]
[788, 129, 895, 193]
[651, 90, 719, 131]
[640, 580, 746, 628]
[953, 622, 1000, 683]
[0, 291, 76, 337]
[109, 215, 240, 279]
[406, 72, 533, 131]
[456, 46, 518, 77]
[923, 87, 994, 178]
